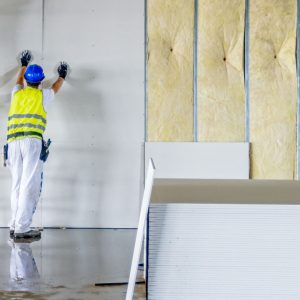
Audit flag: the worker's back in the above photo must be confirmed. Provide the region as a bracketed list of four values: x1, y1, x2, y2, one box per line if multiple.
[7, 86, 46, 143]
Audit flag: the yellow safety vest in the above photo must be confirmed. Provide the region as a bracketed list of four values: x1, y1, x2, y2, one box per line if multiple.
[7, 87, 47, 143]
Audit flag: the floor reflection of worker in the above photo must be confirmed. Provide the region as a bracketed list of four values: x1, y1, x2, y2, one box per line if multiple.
[7, 238, 40, 291]
[5, 50, 69, 240]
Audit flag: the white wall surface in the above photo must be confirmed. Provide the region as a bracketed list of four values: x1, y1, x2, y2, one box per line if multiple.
[0, 0, 44, 227]
[0, 0, 144, 228]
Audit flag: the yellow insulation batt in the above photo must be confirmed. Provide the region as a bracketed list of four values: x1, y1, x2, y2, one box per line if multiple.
[250, 0, 297, 179]
[197, 0, 245, 142]
[147, 0, 194, 141]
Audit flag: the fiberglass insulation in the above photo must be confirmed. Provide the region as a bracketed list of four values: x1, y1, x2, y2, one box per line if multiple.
[250, 0, 297, 179]
[197, 0, 245, 142]
[147, 0, 194, 141]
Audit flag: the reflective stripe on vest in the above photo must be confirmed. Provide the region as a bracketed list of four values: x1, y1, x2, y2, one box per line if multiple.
[7, 87, 47, 143]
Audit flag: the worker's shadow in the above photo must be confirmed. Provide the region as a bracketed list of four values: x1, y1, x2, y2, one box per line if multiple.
[43, 67, 96, 87]
[0, 66, 18, 88]
[0, 66, 18, 101]
[44, 67, 110, 217]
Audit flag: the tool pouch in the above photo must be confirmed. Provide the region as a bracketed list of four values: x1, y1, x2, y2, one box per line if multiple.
[3, 144, 8, 167]
[40, 139, 51, 162]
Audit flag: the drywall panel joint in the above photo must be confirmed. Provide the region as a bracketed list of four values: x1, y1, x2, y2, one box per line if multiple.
[42, 0, 45, 60]
[245, 0, 250, 142]
[297, 0, 300, 179]
[144, 0, 148, 142]
[193, 0, 199, 142]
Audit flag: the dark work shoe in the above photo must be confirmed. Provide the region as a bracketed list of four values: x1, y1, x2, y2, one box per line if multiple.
[9, 230, 14, 238]
[14, 230, 41, 239]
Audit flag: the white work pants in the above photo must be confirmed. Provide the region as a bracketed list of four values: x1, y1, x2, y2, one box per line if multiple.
[8, 138, 43, 233]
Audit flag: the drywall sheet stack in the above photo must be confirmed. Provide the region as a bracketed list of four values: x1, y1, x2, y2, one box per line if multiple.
[250, 0, 297, 179]
[148, 203, 300, 299]
[197, 0, 245, 142]
[147, 0, 194, 141]
[0, 0, 43, 227]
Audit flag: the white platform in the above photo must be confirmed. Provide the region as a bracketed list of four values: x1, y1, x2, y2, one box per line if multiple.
[147, 179, 300, 300]
[147, 202, 300, 300]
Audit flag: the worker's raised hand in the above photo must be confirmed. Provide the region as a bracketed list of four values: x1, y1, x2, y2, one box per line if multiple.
[19, 50, 32, 67]
[57, 61, 69, 79]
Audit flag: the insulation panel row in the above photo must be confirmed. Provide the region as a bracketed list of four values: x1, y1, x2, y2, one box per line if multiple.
[147, 0, 297, 179]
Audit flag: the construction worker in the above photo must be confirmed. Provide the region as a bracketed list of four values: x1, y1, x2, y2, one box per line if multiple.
[6, 50, 69, 240]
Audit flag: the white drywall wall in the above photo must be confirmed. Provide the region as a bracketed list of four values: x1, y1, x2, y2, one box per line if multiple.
[0, 0, 44, 227]
[0, 0, 144, 228]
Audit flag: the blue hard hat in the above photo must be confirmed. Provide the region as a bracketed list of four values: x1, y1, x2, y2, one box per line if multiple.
[24, 64, 45, 84]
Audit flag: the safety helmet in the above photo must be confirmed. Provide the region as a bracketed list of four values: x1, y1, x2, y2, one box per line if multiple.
[24, 64, 45, 84]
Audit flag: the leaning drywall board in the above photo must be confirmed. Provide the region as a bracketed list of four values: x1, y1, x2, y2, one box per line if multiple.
[250, 0, 297, 179]
[41, 0, 144, 227]
[147, 0, 194, 141]
[198, 0, 245, 142]
[0, 0, 43, 227]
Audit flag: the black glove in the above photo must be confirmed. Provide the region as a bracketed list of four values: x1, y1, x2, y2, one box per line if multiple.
[20, 50, 32, 67]
[57, 61, 69, 79]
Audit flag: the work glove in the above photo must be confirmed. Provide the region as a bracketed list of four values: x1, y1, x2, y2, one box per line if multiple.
[57, 61, 69, 79]
[20, 50, 32, 67]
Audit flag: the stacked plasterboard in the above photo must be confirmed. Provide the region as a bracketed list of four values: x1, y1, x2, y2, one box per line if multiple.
[147, 202, 300, 300]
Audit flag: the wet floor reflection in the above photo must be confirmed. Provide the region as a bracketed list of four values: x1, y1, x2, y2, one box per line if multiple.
[0, 229, 145, 300]
[8, 239, 40, 292]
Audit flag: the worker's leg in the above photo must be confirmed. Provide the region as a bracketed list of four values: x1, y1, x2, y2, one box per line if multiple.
[14, 138, 43, 234]
[7, 141, 23, 231]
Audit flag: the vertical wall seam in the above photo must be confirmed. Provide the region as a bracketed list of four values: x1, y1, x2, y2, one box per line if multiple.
[244, 0, 250, 143]
[297, 0, 300, 179]
[42, 0, 45, 61]
[41, 0, 45, 228]
[144, 0, 148, 143]
[193, 0, 199, 142]
[143, 0, 147, 191]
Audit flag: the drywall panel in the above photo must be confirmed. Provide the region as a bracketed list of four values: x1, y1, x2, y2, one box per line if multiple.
[198, 0, 245, 141]
[40, 0, 144, 227]
[126, 159, 155, 300]
[147, 0, 194, 141]
[250, 0, 297, 179]
[145, 142, 249, 179]
[147, 204, 300, 299]
[0, 0, 43, 227]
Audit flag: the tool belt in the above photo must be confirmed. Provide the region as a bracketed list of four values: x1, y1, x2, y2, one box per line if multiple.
[3, 138, 52, 167]
[40, 139, 52, 162]
[3, 144, 8, 167]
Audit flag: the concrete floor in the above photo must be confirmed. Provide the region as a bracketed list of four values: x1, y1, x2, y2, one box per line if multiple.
[0, 228, 146, 300]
